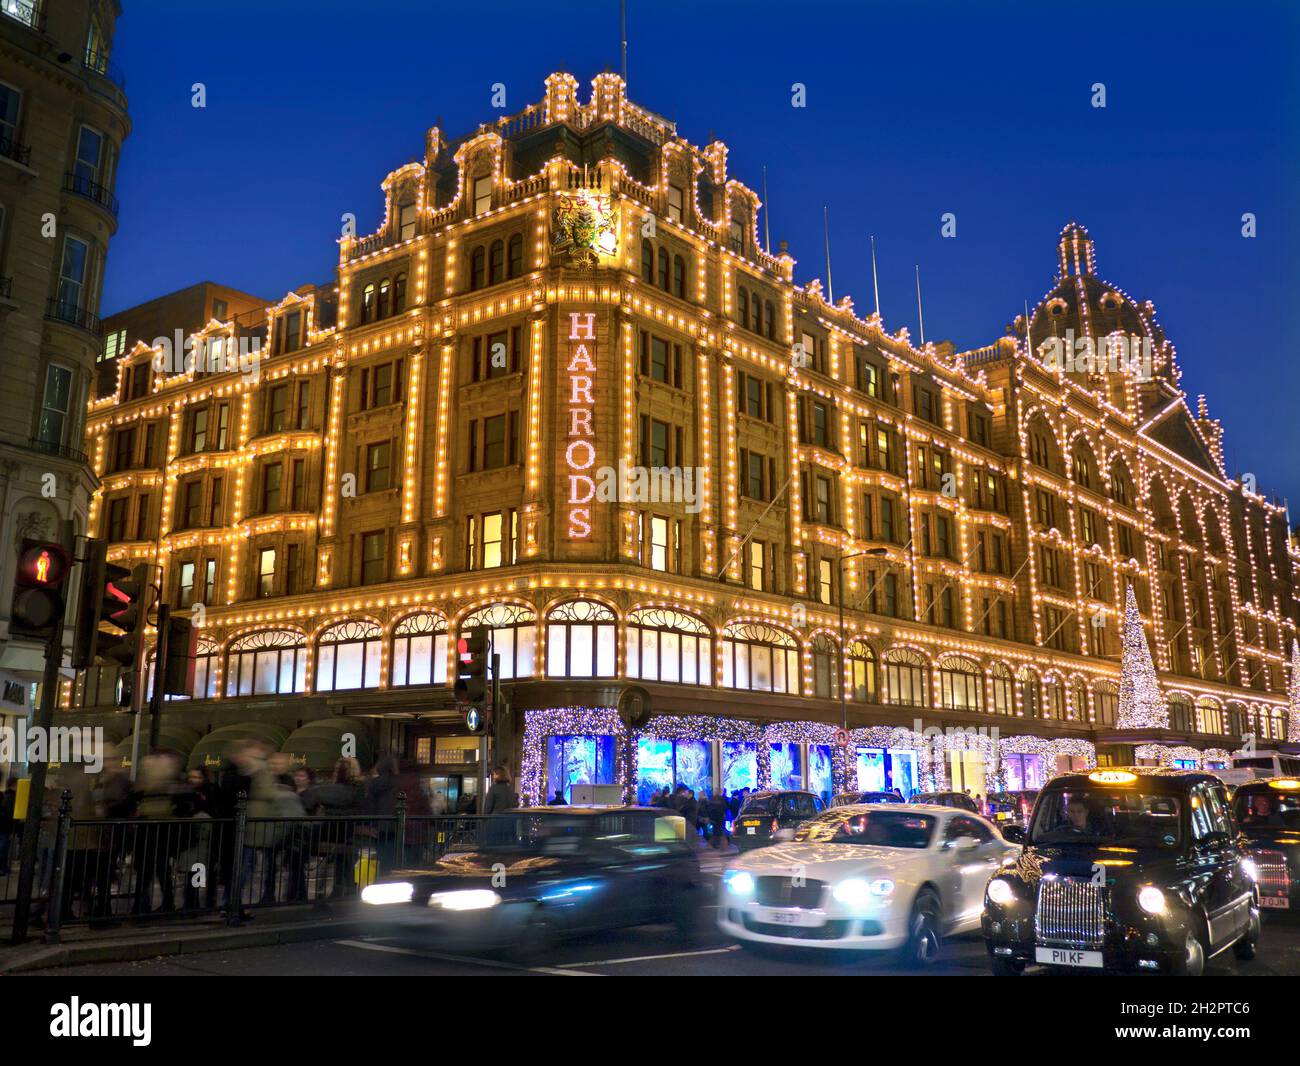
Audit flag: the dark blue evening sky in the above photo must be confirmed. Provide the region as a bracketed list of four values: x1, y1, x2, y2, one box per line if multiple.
[103, 0, 1300, 506]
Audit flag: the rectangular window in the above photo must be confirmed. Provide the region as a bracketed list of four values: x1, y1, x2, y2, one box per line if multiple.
[667, 184, 683, 223]
[37, 364, 74, 448]
[178, 562, 196, 608]
[209, 477, 224, 526]
[0, 82, 21, 148]
[266, 384, 288, 432]
[181, 480, 202, 528]
[189, 407, 209, 452]
[473, 174, 493, 214]
[483, 513, 504, 569]
[746, 451, 765, 500]
[398, 202, 418, 240]
[880, 497, 894, 543]
[366, 441, 391, 491]
[258, 548, 276, 597]
[216, 403, 229, 449]
[107, 498, 127, 541]
[202, 558, 216, 604]
[57, 235, 90, 313]
[135, 494, 151, 541]
[748, 540, 765, 591]
[296, 383, 310, 429]
[361, 531, 386, 584]
[291, 459, 305, 510]
[484, 414, 507, 469]
[818, 558, 833, 605]
[261, 463, 282, 512]
[285, 544, 300, 595]
[814, 476, 832, 524]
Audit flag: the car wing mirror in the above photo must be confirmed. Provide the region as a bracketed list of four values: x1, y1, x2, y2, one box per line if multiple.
[948, 835, 981, 850]
[1001, 825, 1026, 845]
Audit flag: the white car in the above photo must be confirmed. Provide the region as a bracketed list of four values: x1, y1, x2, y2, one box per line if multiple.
[718, 803, 1020, 964]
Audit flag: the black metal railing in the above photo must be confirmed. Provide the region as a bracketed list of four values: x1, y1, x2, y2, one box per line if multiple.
[0, 431, 89, 464]
[63, 171, 120, 218]
[0, 131, 32, 167]
[2, 792, 485, 938]
[45, 297, 103, 336]
[83, 49, 127, 92]
[0, 0, 41, 32]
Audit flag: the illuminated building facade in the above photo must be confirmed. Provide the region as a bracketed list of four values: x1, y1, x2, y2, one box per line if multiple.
[71, 73, 1298, 804]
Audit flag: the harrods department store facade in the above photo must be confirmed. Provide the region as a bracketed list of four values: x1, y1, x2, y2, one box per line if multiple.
[65, 73, 1298, 804]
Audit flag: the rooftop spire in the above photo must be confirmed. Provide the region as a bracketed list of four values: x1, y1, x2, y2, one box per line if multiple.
[1057, 220, 1097, 278]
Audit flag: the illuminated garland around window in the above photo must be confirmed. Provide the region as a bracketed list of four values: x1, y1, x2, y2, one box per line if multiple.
[1288, 639, 1300, 742]
[519, 707, 627, 806]
[1117, 582, 1167, 729]
[993, 735, 1096, 791]
[1135, 743, 1205, 767]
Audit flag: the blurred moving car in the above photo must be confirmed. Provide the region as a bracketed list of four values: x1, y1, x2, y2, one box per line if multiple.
[1232, 777, 1300, 913]
[734, 790, 826, 851]
[910, 791, 980, 813]
[718, 804, 1018, 963]
[832, 790, 906, 807]
[983, 768, 1260, 976]
[985, 790, 1038, 827]
[360, 807, 705, 956]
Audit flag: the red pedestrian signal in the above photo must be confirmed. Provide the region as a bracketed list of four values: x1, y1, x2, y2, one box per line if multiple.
[10, 539, 72, 638]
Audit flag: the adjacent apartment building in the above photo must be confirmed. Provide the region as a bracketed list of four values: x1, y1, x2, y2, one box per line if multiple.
[73, 72, 1298, 808]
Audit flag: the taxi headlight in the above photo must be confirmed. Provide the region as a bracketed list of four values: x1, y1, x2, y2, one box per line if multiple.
[428, 889, 501, 911]
[723, 870, 755, 896]
[361, 881, 415, 906]
[986, 877, 1015, 906]
[1137, 886, 1167, 915]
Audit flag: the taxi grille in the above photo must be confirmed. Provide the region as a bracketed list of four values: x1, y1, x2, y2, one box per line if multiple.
[1252, 851, 1291, 894]
[753, 876, 826, 908]
[1035, 878, 1106, 947]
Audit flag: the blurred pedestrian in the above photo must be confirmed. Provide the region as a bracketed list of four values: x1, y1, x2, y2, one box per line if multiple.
[0, 779, 16, 873]
[482, 766, 518, 814]
[549, 789, 568, 806]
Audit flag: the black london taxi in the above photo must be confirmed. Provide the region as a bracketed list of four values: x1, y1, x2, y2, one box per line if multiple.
[986, 790, 1039, 827]
[1231, 777, 1300, 913]
[832, 790, 906, 807]
[360, 807, 706, 956]
[982, 768, 1260, 976]
[910, 791, 981, 814]
[735, 790, 826, 850]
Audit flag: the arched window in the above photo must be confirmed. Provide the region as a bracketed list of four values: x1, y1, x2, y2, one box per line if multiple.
[937, 655, 982, 712]
[1110, 462, 1133, 507]
[1069, 678, 1087, 721]
[1196, 696, 1224, 736]
[1018, 668, 1040, 717]
[812, 633, 838, 699]
[545, 600, 616, 678]
[721, 622, 799, 694]
[1224, 701, 1247, 738]
[626, 607, 712, 685]
[657, 247, 670, 290]
[672, 255, 686, 298]
[640, 238, 654, 283]
[751, 294, 762, 333]
[469, 246, 486, 291]
[360, 284, 375, 324]
[461, 603, 535, 680]
[883, 648, 928, 707]
[1095, 680, 1119, 726]
[507, 233, 524, 278]
[316, 620, 382, 692]
[764, 300, 775, 340]
[1041, 676, 1066, 720]
[737, 287, 749, 326]
[1168, 694, 1194, 732]
[1071, 445, 1093, 489]
[391, 612, 449, 686]
[488, 240, 504, 286]
[848, 640, 876, 702]
[1270, 708, 1286, 740]
[377, 278, 391, 319]
[226, 629, 306, 697]
[990, 662, 1013, 715]
[392, 272, 407, 314]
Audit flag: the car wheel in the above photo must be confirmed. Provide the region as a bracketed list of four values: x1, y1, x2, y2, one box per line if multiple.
[897, 889, 943, 968]
[1232, 906, 1261, 962]
[1172, 929, 1205, 976]
[509, 907, 559, 961]
[990, 955, 1024, 976]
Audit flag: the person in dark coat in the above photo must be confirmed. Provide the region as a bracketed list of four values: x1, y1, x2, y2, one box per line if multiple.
[549, 789, 568, 806]
[303, 758, 366, 898]
[0, 781, 16, 873]
[708, 791, 731, 849]
[678, 788, 699, 839]
[481, 766, 518, 814]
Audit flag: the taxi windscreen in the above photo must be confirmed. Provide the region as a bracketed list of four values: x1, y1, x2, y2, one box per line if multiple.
[1029, 788, 1183, 850]
[794, 809, 936, 848]
[1233, 791, 1300, 831]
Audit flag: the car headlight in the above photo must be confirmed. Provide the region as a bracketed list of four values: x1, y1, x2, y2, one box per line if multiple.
[361, 881, 414, 906]
[428, 890, 501, 911]
[1241, 858, 1259, 882]
[723, 870, 755, 896]
[832, 878, 894, 905]
[986, 877, 1015, 906]
[1137, 885, 1167, 915]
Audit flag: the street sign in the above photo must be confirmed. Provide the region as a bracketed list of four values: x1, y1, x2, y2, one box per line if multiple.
[834, 728, 849, 748]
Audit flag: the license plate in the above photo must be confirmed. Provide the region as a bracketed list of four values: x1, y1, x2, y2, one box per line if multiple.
[746, 827, 756, 835]
[741, 820, 761, 827]
[1036, 947, 1103, 968]
[756, 906, 822, 927]
[1261, 896, 1290, 909]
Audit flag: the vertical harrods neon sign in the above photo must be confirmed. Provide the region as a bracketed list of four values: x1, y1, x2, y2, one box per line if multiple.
[565, 311, 597, 539]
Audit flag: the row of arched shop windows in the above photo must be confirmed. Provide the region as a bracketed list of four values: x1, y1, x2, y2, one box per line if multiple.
[66, 600, 1289, 737]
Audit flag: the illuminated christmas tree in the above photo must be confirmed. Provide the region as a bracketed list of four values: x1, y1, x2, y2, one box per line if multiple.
[1287, 639, 1300, 742]
[1116, 582, 1167, 729]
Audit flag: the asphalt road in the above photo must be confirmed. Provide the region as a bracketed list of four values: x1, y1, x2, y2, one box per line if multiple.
[29, 912, 1300, 978]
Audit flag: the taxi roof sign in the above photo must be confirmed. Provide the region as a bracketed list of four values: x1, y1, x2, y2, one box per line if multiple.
[1088, 770, 1137, 785]
[1268, 778, 1300, 790]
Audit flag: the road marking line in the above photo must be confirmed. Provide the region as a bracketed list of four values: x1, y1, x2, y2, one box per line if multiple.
[557, 945, 741, 968]
[334, 938, 597, 976]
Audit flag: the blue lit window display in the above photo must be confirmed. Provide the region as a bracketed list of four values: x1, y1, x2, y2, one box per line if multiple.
[1003, 752, 1045, 791]
[635, 737, 715, 803]
[721, 741, 758, 794]
[855, 746, 919, 797]
[545, 734, 616, 803]
[769, 742, 802, 791]
[808, 744, 833, 804]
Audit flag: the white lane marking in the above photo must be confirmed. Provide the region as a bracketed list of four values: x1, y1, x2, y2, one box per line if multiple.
[557, 945, 741, 968]
[334, 938, 596, 977]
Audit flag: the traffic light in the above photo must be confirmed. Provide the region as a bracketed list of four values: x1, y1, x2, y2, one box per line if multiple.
[70, 538, 151, 673]
[9, 539, 72, 639]
[454, 627, 489, 710]
[160, 613, 197, 697]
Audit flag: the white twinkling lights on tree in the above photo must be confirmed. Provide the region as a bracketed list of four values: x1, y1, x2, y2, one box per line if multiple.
[1117, 582, 1168, 730]
[1287, 639, 1300, 742]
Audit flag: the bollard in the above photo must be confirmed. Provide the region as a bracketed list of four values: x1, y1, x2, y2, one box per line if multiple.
[226, 791, 248, 926]
[395, 791, 407, 867]
[43, 790, 73, 945]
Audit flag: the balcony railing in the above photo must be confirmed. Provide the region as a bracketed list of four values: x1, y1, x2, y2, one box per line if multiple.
[63, 171, 120, 218]
[0, 0, 42, 31]
[83, 48, 127, 92]
[45, 296, 102, 336]
[0, 130, 32, 167]
[0, 431, 88, 464]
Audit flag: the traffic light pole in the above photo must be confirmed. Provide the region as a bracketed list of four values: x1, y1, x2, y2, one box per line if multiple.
[148, 602, 170, 754]
[125, 588, 151, 783]
[10, 523, 74, 944]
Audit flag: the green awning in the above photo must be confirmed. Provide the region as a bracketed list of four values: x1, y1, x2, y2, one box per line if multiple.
[187, 722, 292, 771]
[108, 726, 202, 770]
[281, 717, 375, 771]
